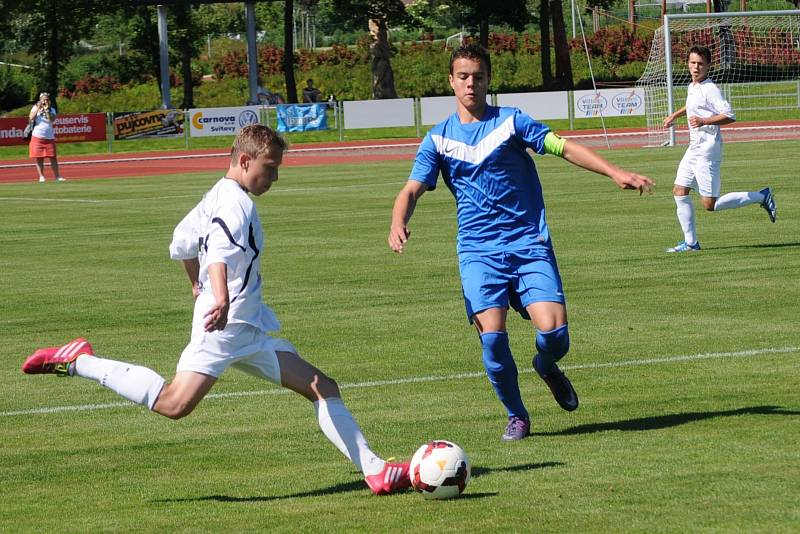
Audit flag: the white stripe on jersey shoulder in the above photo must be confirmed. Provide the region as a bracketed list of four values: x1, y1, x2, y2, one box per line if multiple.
[431, 115, 515, 165]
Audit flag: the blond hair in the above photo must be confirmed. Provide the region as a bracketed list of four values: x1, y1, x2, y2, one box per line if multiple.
[230, 124, 287, 165]
[37, 92, 53, 122]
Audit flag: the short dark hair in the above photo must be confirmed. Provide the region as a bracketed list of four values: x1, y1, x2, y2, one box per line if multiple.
[689, 45, 711, 64]
[450, 44, 492, 79]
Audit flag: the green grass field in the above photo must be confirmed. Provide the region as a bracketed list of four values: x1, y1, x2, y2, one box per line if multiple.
[1, 141, 799, 532]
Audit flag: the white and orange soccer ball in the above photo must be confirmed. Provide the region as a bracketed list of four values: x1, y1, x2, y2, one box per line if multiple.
[409, 440, 471, 499]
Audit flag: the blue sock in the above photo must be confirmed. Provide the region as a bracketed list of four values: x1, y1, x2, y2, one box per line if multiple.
[534, 323, 570, 374]
[480, 331, 528, 419]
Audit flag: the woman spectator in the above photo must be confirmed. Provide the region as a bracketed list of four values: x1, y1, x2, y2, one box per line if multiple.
[28, 92, 65, 182]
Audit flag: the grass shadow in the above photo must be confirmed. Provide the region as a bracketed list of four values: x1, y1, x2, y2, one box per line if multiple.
[533, 405, 799, 436]
[709, 241, 800, 251]
[152, 462, 563, 503]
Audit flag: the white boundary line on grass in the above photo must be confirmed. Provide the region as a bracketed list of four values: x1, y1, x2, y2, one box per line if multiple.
[2, 346, 796, 418]
[0, 143, 419, 169]
[0, 181, 405, 204]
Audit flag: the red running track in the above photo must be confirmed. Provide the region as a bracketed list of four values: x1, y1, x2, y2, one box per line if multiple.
[0, 139, 422, 184]
[2, 121, 798, 184]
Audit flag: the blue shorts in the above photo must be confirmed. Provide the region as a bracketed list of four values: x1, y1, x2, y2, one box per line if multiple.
[458, 249, 565, 323]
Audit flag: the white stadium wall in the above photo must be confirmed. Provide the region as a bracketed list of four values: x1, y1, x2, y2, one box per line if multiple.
[495, 92, 570, 120]
[343, 98, 416, 129]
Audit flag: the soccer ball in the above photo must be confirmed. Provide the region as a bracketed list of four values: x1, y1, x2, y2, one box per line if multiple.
[409, 440, 471, 500]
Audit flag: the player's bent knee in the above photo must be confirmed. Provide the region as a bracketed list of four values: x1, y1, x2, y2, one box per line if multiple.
[152, 388, 200, 419]
[535, 324, 570, 361]
[155, 401, 196, 420]
[314, 374, 341, 398]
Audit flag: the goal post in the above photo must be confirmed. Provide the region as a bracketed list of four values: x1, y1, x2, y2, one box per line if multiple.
[636, 10, 800, 147]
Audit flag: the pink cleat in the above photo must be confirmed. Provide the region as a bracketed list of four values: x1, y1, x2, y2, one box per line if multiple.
[365, 460, 412, 495]
[22, 338, 94, 376]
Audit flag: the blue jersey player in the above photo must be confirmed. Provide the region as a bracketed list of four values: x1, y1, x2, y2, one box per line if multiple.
[388, 44, 654, 441]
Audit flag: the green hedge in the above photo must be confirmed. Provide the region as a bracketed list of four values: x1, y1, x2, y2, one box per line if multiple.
[5, 37, 651, 115]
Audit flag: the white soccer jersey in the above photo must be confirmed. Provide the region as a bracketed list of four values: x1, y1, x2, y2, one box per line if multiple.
[30, 105, 56, 140]
[169, 177, 280, 334]
[685, 78, 734, 161]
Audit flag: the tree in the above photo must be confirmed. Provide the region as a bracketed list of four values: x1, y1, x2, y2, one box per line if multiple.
[550, 0, 573, 89]
[284, 0, 299, 102]
[538, 0, 554, 89]
[328, 0, 408, 31]
[369, 17, 397, 98]
[0, 0, 24, 55]
[449, 0, 530, 48]
[329, 0, 408, 98]
[126, 6, 163, 95]
[12, 0, 106, 103]
[404, 0, 452, 33]
[172, 1, 198, 109]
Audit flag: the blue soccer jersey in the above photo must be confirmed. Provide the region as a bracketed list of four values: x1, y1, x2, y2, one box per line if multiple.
[409, 106, 552, 255]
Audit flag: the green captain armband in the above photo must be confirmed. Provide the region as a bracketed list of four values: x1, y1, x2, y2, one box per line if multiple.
[543, 131, 566, 157]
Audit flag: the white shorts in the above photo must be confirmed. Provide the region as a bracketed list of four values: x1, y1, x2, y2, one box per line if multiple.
[675, 151, 721, 198]
[176, 322, 296, 382]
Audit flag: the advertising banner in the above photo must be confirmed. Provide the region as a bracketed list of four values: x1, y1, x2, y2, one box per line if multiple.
[0, 113, 106, 146]
[188, 106, 261, 137]
[113, 110, 185, 140]
[54, 113, 107, 143]
[276, 103, 328, 132]
[573, 88, 645, 118]
[0, 117, 33, 146]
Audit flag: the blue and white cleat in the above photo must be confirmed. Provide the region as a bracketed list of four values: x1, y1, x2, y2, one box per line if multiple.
[760, 187, 776, 223]
[666, 241, 701, 253]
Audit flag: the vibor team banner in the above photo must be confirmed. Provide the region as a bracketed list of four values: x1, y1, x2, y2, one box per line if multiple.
[0, 113, 106, 146]
[113, 110, 185, 140]
[573, 89, 645, 118]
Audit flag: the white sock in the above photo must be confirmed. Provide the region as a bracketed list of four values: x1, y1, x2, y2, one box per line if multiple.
[714, 191, 763, 211]
[314, 397, 384, 476]
[674, 195, 698, 245]
[73, 355, 166, 410]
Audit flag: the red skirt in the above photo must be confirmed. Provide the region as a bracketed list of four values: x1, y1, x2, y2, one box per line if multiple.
[29, 136, 57, 158]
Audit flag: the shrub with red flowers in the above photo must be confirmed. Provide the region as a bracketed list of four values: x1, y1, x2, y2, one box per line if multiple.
[212, 49, 249, 79]
[583, 26, 652, 71]
[295, 43, 363, 70]
[259, 44, 285, 75]
[521, 34, 541, 54]
[489, 32, 518, 54]
[60, 75, 122, 98]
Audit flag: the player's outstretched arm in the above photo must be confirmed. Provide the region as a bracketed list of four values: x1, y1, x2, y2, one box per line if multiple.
[561, 140, 654, 195]
[388, 180, 428, 253]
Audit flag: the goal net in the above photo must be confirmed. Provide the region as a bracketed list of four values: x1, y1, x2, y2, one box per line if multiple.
[636, 10, 800, 146]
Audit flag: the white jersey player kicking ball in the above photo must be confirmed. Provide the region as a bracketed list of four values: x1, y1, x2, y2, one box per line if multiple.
[22, 124, 410, 496]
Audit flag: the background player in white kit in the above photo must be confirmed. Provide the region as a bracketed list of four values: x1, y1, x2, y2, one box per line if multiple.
[22, 125, 410, 496]
[663, 45, 777, 253]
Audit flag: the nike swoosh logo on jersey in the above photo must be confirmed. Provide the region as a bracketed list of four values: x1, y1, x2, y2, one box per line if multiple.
[432, 115, 516, 165]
